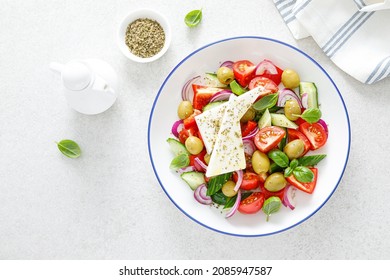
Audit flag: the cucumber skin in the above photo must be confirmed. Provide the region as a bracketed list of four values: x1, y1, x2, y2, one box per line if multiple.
[299, 82, 318, 109]
[167, 138, 189, 156]
[270, 113, 298, 129]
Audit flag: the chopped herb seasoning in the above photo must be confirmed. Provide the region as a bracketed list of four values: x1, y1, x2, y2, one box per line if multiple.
[125, 18, 165, 58]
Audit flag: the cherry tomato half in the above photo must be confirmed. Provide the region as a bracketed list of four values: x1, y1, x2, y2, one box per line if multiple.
[238, 192, 265, 214]
[254, 126, 286, 153]
[233, 171, 260, 190]
[233, 60, 256, 87]
[248, 76, 279, 93]
[299, 122, 328, 150]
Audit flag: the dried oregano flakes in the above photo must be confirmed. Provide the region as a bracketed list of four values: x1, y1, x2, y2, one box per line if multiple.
[125, 18, 165, 58]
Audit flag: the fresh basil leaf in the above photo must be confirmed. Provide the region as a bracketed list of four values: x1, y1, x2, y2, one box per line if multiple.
[289, 159, 299, 169]
[268, 149, 289, 168]
[253, 93, 278, 111]
[184, 9, 202, 27]
[223, 194, 237, 209]
[57, 139, 81, 158]
[293, 166, 314, 183]
[269, 162, 283, 174]
[301, 108, 322, 124]
[211, 191, 227, 205]
[284, 167, 293, 177]
[262, 196, 282, 222]
[206, 172, 232, 196]
[298, 154, 327, 166]
[169, 153, 190, 169]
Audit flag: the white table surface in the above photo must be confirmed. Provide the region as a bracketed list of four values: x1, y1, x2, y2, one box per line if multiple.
[1, 0, 390, 260]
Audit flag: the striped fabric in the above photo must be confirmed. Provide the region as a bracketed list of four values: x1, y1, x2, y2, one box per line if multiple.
[273, 0, 390, 84]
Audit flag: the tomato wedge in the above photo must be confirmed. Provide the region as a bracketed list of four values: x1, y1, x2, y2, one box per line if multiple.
[238, 192, 265, 214]
[183, 109, 201, 130]
[233, 171, 260, 190]
[286, 168, 318, 194]
[248, 76, 279, 92]
[299, 122, 328, 150]
[192, 84, 223, 110]
[287, 128, 311, 156]
[254, 126, 286, 153]
[233, 60, 256, 87]
[241, 120, 258, 137]
[259, 62, 283, 85]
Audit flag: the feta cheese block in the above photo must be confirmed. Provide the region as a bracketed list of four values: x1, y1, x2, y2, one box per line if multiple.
[194, 101, 229, 154]
[204, 87, 264, 177]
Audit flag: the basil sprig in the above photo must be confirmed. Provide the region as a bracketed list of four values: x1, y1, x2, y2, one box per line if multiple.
[284, 159, 314, 183]
[253, 93, 278, 111]
[206, 172, 232, 196]
[262, 196, 282, 222]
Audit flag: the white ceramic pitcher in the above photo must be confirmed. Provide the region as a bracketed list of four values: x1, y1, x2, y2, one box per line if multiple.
[50, 59, 118, 115]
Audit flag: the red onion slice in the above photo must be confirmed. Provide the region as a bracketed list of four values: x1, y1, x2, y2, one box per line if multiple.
[243, 139, 256, 156]
[177, 166, 196, 174]
[209, 89, 233, 102]
[233, 170, 244, 192]
[225, 190, 241, 218]
[194, 157, 208, 172]
[242, 126, 259, 140]
[171, 119, 183, 137]
[277, 88, 303, 108]
[283, 184, 296, 210]
[317, 119, 329, 135]
[220, 60, 234, 69]
[255, 59, 278, 75]
[301, 92, 308, 109]
[181, 76, 200, 101]
[194, 184, 213, 205]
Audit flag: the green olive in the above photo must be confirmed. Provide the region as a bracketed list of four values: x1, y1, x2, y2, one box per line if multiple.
[264, 172, 287, 192]
[281, 69, 300, 89]
[251, 150, 270, 174]
[185, 136, 204, 155]
[216, 66, 234, 85]
[284, 99, 301, 121]
[283, 139, 305, 160]
[221, 180, 237, 197]
[240, 107, 256, 123]
[177, 100, 194, 120]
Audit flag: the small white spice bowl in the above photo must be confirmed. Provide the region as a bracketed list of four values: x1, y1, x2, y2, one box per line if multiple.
[117, 9, 172, 63]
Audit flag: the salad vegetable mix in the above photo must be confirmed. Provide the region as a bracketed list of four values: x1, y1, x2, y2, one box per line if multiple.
[167, 58, 328, 221]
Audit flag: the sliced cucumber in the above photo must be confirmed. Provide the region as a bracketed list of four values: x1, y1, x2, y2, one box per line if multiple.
[180, 171, 206, 190]
[299, 82, 318, 109]
[167, 138, 189, 156]
[229, 80, 247, 95]
[258, 108, 272, 129]
[270, 113, 298, 129]
[204, 73, 227, 88]
[203, 101, 226, 111]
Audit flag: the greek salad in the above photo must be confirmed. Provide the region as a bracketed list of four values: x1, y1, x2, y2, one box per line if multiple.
[167, 58, 328, 221]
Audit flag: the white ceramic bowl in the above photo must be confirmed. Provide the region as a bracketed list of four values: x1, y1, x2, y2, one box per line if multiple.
[117, 9, 171, 63]
[148, 37, 351, 237]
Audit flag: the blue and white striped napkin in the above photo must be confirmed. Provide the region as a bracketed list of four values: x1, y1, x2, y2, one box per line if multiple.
[273, 0, 390, 84]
